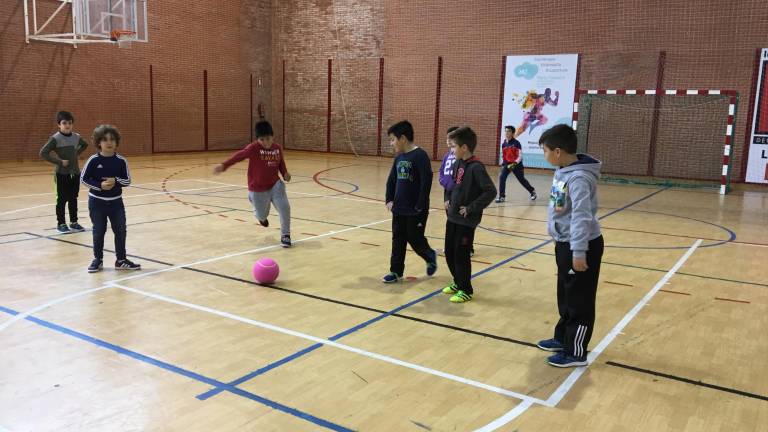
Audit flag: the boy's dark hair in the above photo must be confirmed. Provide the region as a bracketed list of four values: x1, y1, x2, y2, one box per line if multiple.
[92, 124, 121, 149]
[254, 120, 274, 138]
[447, 126, 459, 134]
[504, 125, 515, 134]
[57, 111, 74, 124]
[387, 120, 414, 142]
[448, 127, 477, 153]
[539, 124, 577, 154]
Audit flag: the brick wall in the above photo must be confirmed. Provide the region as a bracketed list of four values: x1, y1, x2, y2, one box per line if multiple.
[3, 0, 766, 181]
[273, 0, 767, 181]
[0, 0, 271, 159]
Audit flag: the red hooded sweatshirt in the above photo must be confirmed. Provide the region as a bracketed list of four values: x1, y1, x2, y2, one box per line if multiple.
[222, 140, 287, 192]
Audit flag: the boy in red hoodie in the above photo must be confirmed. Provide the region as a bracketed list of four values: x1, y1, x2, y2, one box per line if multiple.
[213, 121, 293, 247]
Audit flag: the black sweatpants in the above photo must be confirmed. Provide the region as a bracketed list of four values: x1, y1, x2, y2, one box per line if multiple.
[553, 235, 604, 358]
[55, 173, 80, 225]
[444, 220, 476, 294]
[498, 162, 535, 197]
[390, 211, 434, 276]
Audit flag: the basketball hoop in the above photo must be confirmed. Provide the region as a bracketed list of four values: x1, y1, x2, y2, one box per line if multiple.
[110, 30, 136, 48]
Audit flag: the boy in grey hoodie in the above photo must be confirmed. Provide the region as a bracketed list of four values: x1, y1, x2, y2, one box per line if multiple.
[40, 111, 89, 233]
[535, 124, 604, 368]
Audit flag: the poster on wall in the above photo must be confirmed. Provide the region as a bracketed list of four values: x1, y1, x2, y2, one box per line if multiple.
[500, 54, 579, 168]
[745, 48, 768, 184]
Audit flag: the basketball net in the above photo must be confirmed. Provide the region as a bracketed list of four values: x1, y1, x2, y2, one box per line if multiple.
[329, 1, 359, 157]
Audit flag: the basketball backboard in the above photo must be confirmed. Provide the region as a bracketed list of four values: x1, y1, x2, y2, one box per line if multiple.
[23, 0, 148, 47]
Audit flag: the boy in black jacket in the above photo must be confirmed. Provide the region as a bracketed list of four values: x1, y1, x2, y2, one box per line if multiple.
[442, 127, 497, 302]
[382, 120, 438, 283]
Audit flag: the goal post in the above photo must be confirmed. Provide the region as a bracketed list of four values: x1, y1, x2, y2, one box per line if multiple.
[572, 88, 738, 194]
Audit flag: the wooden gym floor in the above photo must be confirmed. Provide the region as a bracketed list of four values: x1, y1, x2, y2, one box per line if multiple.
[0, 151, 766, 431]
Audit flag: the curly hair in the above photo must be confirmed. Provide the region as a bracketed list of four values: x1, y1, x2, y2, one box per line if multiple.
[92, 124, 122, 149]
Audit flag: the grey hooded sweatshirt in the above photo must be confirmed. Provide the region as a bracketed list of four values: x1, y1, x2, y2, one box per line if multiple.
[547, 154, 602, 258]
[40, 131, 88, 175]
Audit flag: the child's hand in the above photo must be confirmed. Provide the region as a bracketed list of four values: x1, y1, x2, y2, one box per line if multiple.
[212, 164, 224, 175]
[572, 256, 588, 272]
[444, 200, 450, 210]
[506, 163, 516, 171]
[101, 178, 115, 190]
[459, 206, 468, 217]
[61, 160, 70, 167]
[386, 201, 393, 211]
[283, 172, 291, 182]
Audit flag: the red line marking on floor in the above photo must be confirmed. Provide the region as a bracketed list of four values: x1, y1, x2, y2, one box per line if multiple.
[605, 280, 634, 287]
[509, 266, 535, 272]
[714, 297, 750, 304]
[659, 289, 691, 296]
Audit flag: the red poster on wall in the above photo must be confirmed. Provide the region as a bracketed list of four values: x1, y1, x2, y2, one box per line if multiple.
[758, 62, 768, 134]
[746, 49, 768, 183]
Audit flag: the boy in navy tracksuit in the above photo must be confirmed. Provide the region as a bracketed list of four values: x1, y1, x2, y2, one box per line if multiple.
[381, 120, 438, 283]
[80, 125, 141, 273]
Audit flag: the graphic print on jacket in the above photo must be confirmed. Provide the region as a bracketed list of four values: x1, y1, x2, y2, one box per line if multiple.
[397, 160, 414, 180]
[260, 147, 282, 166]
[550, 179, 567, 212]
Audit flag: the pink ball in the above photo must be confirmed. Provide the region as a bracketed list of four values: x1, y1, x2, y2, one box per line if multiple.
[252, 257, 279, 284]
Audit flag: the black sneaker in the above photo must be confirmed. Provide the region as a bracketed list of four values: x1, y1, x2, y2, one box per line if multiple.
[57, 224, 70, 233]
[115, 259, 141, 270]
[426, 249, 438, 276]
[281, 235, 291, 248]
[259, 219, 269, 227]
[381, 272, 401, 283]
[494, 196, 505, 203]
[530, 191, 537, 201]
[69, 222, 85, 232]
[87, 259, 103, 273]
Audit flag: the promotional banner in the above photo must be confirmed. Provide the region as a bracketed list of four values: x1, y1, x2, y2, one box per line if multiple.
[500, 54, 579, 168]
[746, 48, 768, 183]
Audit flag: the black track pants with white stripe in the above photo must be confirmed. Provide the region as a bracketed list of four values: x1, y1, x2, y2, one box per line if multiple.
[553, 235, 604, 358]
